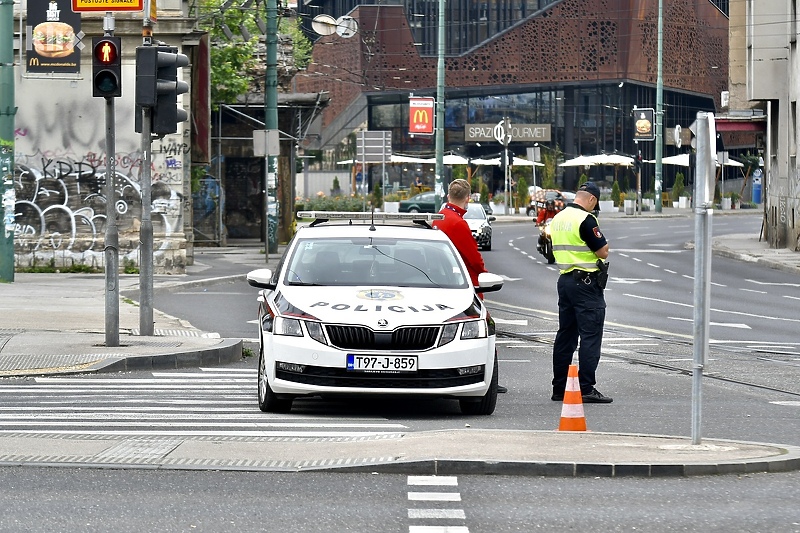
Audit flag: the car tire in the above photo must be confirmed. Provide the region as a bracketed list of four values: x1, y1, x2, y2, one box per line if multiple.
[409, 207, 420, 213]
[459, 353, 498, 415]
[484, 240, 492, 251]
[258, 347, 293, 413]
[526, 208, 534, 216]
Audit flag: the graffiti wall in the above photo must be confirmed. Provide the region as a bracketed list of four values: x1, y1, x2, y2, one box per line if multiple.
[13, 58, 189, 273]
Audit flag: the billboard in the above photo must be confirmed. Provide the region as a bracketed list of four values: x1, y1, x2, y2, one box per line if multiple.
[409, 97, 435, 135]
[26, 0, 82, 74]
[633, 108, 655, 141]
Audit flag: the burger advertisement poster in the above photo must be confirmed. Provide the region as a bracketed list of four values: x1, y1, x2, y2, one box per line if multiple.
[632, 107, 655, 142]
[27, 0, 82, 74]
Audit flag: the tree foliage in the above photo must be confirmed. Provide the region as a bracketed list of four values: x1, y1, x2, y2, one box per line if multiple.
[195, 0, 312, 107]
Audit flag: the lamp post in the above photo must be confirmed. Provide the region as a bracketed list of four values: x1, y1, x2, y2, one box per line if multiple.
[433, 0, 445, 211]
[655, 0, 664, 212]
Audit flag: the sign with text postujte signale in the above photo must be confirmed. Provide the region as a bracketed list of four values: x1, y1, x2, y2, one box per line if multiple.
[409, 97, 435, 135]
[72, 0, 143, 11]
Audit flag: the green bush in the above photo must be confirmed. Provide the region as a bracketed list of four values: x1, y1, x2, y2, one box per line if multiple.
[578, 174, 588, 189]
[371, 182, 383, 209]
[611, 181, 621, 206]
[672, 172, 685, 201]
[516, 176, 529, 208]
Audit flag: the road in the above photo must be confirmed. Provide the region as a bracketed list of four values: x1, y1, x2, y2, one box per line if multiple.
[2, 213, 800, 531]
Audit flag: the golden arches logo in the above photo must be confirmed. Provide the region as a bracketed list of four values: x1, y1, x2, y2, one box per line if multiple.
[29, 58, 40, 66]
[413, 109, 430, 125]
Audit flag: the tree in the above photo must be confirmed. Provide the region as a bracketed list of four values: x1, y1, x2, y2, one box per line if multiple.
[611, 180, 621, 206]
[515, 176, 529, 209]
[196, 0, 313, 108]
[371, 181, 383, 209]
[672, 172, 685, 201]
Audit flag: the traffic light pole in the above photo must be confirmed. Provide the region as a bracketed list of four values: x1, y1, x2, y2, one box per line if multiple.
[139, 31, 154, 336]
[0, 0, 16, 283]
[102, 14, 120, 346]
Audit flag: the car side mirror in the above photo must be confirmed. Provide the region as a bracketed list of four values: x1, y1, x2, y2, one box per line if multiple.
[475, 272, 503, 293]
[247, 268, 276, 290]
[488, 216, 496, 222]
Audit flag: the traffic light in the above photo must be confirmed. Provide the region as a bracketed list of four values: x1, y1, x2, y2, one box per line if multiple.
[92, 36, 121, 98]
[634, 152, 643, 173]
[135, 45, 189, 135]
[508, 150, 515, 167]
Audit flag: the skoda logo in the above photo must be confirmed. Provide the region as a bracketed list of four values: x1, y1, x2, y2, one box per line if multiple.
[377, 319, 389, 328]
[357, 289, 403, 301]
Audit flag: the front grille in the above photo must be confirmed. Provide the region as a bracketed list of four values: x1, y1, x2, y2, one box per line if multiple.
[276, 364, 485, 389]
[326, 325, 440, 351]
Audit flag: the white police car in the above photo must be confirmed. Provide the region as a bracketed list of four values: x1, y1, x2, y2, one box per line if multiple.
[246, 211, 504, 415]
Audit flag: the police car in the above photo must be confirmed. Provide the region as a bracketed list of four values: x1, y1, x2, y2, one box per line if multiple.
[246, 211, 504, 415]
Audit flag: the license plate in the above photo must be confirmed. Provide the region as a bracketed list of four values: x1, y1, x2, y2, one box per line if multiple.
[347, 354, 417, 373]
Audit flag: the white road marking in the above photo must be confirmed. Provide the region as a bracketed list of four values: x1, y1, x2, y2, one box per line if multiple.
[409, 527, 469, 533]
[493, 318, 528, 326]
[613, 249, 685, 254]
[747, 279, 800, 288]
[664, 269, 677, 274]
[785, 295, 800, 301]
[499, 275, 522, 281]
[771, 401, 800, 406]
[408, 476, 458, 486]
[740, 288, 768, 294]
[611, 278, 661, 284]
[668, 317, 751, 329]
[408, 509, 466, 519]
[408, 492, 462, 502]
[626, 293, 800, 323]
[647, 263, 660, 268]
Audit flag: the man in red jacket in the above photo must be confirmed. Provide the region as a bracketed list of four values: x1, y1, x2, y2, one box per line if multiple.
[433, 179, 487, 290]
[433, 178, 507, 393]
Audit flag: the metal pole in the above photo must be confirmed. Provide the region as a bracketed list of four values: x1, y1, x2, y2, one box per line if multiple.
[654, 0, 663, 213]
[265, 0, 279, 253]
[434, 0, 445, 211]
[103, 15, 119, 347]
[0, 0, 16, 283]
[691, 111, 714, 445]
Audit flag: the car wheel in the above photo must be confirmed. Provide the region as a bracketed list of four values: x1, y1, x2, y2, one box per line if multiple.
[258, 346, 293, 413]
[409, 207, 420, 213]
[526, 208, 534, 216]
[484, 240, 492, 251]
[459, 353, 498, 415]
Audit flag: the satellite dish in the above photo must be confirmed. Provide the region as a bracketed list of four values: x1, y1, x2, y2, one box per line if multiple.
[335, 16, 358, 38]
[311, 14, 337, 36]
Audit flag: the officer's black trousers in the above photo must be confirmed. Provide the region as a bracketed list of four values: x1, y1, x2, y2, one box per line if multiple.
[552, 272, 606, 395]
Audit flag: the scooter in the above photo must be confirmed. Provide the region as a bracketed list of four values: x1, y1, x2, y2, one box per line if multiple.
[536, 219, 556, 264]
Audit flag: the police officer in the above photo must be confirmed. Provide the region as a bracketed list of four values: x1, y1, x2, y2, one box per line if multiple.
[549, 181, 612, 403]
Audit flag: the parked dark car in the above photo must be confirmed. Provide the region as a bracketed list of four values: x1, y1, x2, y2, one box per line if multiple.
[399, 191, 437, 213]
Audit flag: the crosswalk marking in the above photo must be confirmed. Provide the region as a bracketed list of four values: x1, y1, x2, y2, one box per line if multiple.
[408, 476, 467, 533]
[0, 370, 406, 439]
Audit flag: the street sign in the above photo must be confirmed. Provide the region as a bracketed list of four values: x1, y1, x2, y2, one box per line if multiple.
[356, 131, 392, 163]
[409, 97, 435, 135]
[253, 130, 280, 156]
[72, 0, 143, 12]
[465, 123, 551, 142]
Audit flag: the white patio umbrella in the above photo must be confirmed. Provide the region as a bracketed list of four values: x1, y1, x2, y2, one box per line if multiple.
[390, 154, 429, 163]
[588, 153, 634, 166]
[422, 154, 470, 165]
[558, 155, 596, 167]
[647, 153, 745, 168]
[471, 157, 543, 167]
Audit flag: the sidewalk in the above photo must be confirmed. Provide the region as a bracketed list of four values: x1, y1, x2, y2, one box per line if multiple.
[1, 210, 799, 476]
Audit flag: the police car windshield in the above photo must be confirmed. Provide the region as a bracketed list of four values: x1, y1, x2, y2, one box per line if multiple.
[284, 237, 469, 288]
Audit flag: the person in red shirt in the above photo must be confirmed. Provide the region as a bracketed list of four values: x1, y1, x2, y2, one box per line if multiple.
[433, 179, 487, 291]
[536, 198, 559, 225]
[433, 178, 507, 394]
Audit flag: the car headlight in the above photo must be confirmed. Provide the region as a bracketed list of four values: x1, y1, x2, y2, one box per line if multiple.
[438, 323, 458, 346]
[460, 320, 487, 339]
[274, 316, 303, 336]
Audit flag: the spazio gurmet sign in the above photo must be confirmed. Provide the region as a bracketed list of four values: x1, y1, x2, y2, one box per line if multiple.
[465, 123, 551, 143]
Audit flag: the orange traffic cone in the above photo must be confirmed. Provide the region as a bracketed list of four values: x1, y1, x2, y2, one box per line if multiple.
[558, 364, 587, 431]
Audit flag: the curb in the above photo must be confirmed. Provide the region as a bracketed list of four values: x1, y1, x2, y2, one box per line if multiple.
[92, 338, 244, 373]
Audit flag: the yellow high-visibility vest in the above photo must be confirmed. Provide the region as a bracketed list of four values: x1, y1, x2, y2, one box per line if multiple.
[550, 207, 600, 274]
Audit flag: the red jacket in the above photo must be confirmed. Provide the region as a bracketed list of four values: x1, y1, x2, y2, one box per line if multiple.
[433, 203, 487, 289]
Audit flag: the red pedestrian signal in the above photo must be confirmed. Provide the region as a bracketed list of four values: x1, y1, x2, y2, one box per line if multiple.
[92, 36, 121, 98]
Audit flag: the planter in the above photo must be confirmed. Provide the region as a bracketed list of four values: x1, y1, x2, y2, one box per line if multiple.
[678, 197, 690, 209]
[492, 203, 506, 215]
[623, 199, 635, 215]
[384, 201, 399, 213]
[721, 198, 732, 210]
[673, 201, 680, 209]
[598, 200, 615, 213]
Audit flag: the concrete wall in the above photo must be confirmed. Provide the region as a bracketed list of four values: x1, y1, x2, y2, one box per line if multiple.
[12, 18, 191, 272]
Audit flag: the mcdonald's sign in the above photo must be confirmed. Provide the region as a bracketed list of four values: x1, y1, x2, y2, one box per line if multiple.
[409, 97, 435, 135]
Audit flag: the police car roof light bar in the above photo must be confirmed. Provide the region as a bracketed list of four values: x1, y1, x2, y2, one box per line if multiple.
[298, 211, 444, 227]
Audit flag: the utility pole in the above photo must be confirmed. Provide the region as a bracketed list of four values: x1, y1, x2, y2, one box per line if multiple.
[433, 0, 445, 211]
[654, 0, 664, 213]
[0, 0, 16, 283]
[265, 0, 278, 253]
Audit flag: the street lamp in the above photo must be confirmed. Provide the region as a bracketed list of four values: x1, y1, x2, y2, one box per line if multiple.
[434, 0, 445, 211]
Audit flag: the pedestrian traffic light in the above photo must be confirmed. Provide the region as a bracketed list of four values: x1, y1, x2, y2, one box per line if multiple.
[634, 152, 643, 173]
[507, 150, 514, 167]
[135, 45, 189, 136]
[92, 36, 121, 98]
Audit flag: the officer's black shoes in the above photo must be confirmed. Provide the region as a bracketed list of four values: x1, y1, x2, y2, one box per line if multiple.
[497, 385, 508, 394]
[551, 392, 564, 402]
[582, 388, 613, 403]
